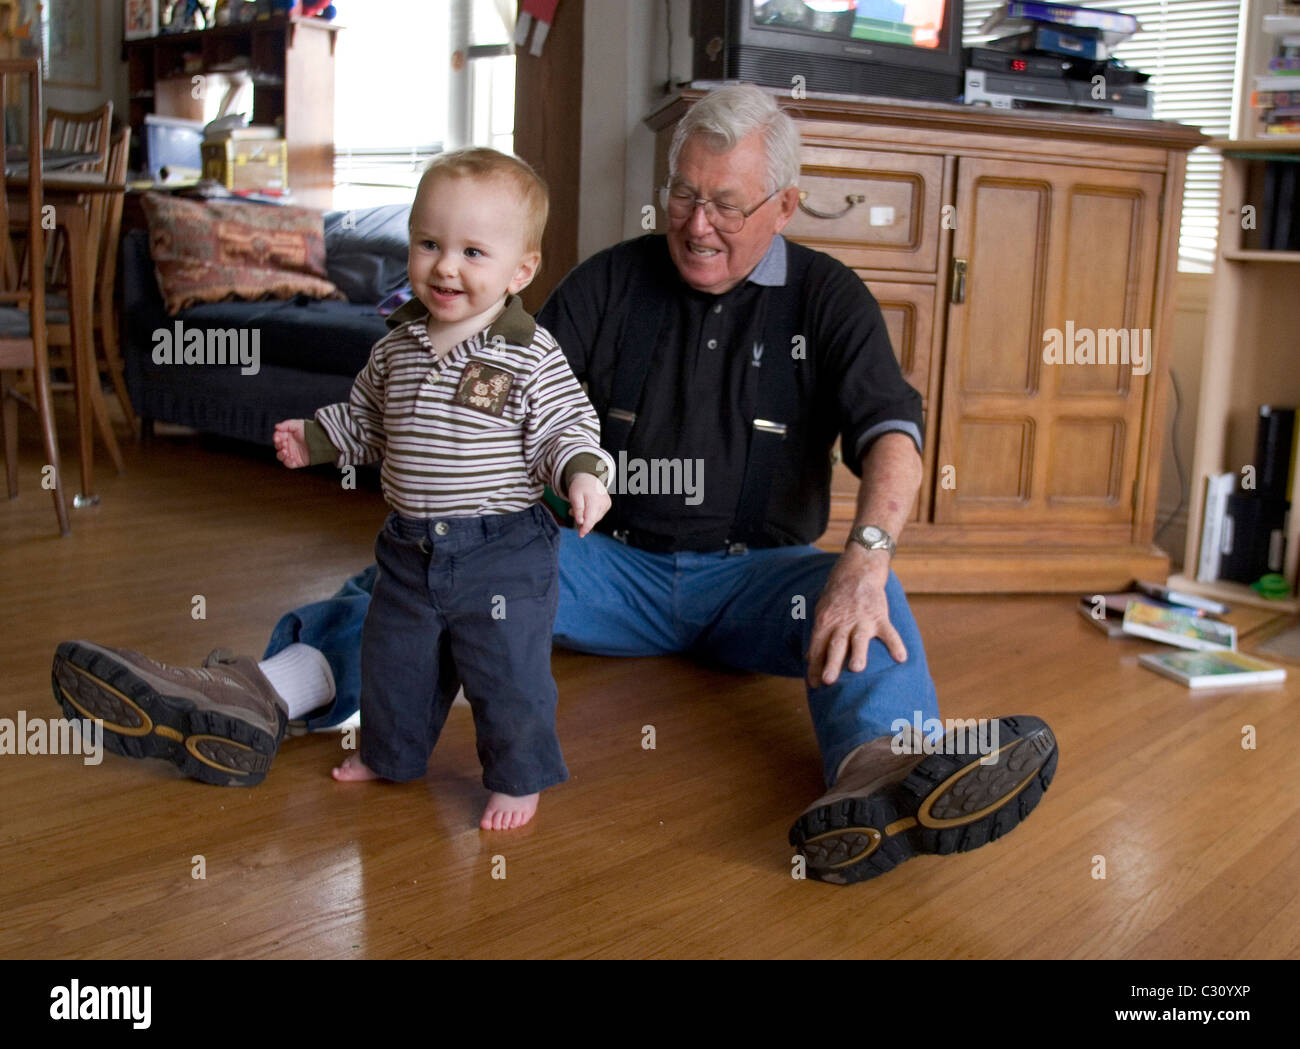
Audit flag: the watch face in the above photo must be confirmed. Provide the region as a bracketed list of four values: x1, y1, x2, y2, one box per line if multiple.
[859, 526, 885, 544]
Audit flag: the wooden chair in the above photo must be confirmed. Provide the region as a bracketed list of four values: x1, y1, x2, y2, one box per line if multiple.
[42, 103, 112, 302]
[44, 103, 112, 174]
[47, 125, 136, 437]
[1, 59, 71, 535]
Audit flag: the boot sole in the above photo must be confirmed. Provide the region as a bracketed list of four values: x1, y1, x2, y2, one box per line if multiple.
[50, 641, 282, 787]
[789, 715, 1058, 885]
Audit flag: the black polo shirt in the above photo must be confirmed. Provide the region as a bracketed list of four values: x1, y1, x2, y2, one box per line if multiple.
[537, 234, 923, 550]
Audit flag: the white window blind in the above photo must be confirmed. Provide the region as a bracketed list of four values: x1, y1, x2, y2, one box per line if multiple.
[963, 1, 1243, 272]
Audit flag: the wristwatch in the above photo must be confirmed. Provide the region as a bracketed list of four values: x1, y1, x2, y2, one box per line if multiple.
[847, 524, 896, 558]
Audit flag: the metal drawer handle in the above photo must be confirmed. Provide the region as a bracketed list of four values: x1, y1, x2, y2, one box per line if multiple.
[798, 191, 865, 220]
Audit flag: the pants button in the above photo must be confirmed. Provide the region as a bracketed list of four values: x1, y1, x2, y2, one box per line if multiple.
[434, 521, 450, 536]
[419, 538, 432, 554]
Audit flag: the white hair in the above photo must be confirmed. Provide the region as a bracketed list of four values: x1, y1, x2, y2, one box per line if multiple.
[667, 83, 801, 195]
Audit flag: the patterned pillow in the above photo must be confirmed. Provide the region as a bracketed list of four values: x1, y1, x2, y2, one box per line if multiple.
[141, 192, 345, 313]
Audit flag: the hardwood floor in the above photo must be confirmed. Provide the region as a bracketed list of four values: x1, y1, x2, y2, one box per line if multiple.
[2, 411, 1298, 959]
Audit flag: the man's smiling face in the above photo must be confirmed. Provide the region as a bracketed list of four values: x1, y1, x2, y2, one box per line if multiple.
[666, 129, 798, 297]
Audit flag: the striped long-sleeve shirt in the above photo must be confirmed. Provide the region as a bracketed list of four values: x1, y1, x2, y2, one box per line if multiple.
[303, 294, 612, 518]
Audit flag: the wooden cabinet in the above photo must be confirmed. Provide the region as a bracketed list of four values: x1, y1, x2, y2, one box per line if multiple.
[123, 14, 339, 209]
[648, 91, 1205, 593]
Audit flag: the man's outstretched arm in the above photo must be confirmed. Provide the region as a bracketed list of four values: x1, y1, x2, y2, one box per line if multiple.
[805, 431, 922, 687]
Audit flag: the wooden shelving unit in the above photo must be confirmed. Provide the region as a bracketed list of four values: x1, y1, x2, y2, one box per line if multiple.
[123, 14, 339, 208]
[1167, 138, 1300, 614]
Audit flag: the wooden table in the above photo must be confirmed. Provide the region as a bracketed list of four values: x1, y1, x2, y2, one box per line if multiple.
[9, 171, 126, 506]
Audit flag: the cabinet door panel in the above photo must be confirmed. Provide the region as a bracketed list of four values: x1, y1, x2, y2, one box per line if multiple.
[863, 279, 935, 404]
[935, 157, 1163, 526]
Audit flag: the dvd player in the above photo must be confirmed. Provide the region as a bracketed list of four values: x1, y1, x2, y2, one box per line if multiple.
[964, 69, 1153, 120]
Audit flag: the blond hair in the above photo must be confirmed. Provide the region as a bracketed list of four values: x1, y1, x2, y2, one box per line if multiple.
[414, 147, 549, 255]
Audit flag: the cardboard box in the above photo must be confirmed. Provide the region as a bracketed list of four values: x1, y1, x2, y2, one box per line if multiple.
[201, 137, 287, 193]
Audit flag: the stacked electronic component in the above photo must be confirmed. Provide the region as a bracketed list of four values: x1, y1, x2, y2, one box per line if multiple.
[964, 2, 1152, 120]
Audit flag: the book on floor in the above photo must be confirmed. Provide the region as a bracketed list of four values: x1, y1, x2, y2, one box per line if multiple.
[1130, 580, 1227, 616]
[1079, 590, 1201, 619]
[1121, 602, 1236, 652]
[1139, 650, 1286, 689]
[1077, 598, 1134, 637]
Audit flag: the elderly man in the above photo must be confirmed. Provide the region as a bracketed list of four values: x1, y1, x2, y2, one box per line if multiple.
[52, 84, 1056, 885]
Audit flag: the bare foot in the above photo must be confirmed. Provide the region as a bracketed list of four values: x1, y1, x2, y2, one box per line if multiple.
[480, 791, 538, 830]
[332, 753, 380, 782]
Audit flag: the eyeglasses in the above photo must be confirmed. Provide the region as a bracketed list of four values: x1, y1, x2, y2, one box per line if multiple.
[659, 183, 778, 233]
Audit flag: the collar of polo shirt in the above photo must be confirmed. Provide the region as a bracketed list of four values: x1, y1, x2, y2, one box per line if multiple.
[745, 234, 787, 287]
[385, 292, 537, 347]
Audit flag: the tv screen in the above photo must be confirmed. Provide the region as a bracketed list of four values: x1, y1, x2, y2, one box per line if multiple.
[752, 0, 948, 50]
[693, 0, 964, 103]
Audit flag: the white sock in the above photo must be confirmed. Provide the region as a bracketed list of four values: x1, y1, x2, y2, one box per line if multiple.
[258, 643, 336, 720]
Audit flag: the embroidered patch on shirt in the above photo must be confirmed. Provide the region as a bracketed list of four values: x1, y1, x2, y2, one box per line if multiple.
[453, 359, 515, 417]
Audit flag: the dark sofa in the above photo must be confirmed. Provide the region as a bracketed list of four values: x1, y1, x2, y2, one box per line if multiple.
[122, 203, 411, 446]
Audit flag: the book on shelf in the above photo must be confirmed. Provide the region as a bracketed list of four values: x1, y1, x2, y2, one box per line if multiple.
[980, 3, 1139, 43]
[1247, 162, 1300, 249]
[1218, 492, 1289, 583]
[1254, 16, 1300, 134]
[1209, 406, 1296, 587]
[988, 24, 1111, 62]
[1121, 602, 1236, 652]
[1253, 74, 1300, 91]
[1197, 473, 1237, 583]
[1263, 15, 1300, 36]
[1251, 89, 1300, 106]
[1139, 650, 1286, 689]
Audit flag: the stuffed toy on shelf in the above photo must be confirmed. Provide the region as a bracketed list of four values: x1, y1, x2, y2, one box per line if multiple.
[270, 0, 336, 17]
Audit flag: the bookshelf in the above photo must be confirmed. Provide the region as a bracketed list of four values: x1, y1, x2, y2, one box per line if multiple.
[1168, 137, 1300, 613]
[123, 13, 339, 208]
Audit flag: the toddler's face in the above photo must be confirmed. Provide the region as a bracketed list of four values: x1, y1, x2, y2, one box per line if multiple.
[408, 174, 539, 330]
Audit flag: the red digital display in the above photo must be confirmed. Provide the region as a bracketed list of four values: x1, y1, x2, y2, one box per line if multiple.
[1011, 59, 1028, 72]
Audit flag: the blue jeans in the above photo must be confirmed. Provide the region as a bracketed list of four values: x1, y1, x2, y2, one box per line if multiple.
[359, 507, 565, 794]
[267, 527, 939, 788]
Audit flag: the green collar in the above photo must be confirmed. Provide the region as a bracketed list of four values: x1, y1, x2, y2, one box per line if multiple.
[386, 293, 537, 346]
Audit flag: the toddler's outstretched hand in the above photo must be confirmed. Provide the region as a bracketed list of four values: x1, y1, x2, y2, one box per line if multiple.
[568, 472, 611, 538]
[274, 419, 310, 469]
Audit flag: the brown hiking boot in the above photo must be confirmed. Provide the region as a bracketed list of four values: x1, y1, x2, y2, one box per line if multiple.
[51, 641, 288, 786]
[789, 715, 1058, 885]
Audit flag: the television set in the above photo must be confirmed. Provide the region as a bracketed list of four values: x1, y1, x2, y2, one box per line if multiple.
[692, 0, 964, 103]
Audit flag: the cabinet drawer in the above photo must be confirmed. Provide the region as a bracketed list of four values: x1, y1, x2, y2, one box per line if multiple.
[786, 147, 944, 273]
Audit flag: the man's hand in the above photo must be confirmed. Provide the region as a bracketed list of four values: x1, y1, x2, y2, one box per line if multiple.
[273, 419, 310, 469]
[568, 472, 612, 537]
[805, 543, 908, 687]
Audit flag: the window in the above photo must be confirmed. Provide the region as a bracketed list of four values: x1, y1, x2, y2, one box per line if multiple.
[964, 0, 1244, 273]
[332, 0, 516, 211]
